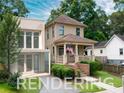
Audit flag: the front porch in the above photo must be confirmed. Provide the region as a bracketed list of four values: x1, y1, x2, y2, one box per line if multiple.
[53, 43, 95, 64]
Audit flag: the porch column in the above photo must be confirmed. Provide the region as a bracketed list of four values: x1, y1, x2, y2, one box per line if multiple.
[75, 44, 79, 63]
[54, 45, 57, 63]
[63, 43, 67, 64]
[92, 44, 95, 61]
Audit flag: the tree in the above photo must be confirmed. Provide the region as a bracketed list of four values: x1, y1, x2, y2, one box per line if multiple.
[0, 0, 28, 19]
[109, 11, 124, 35]
[47, 0, 109, 41]
[0, 13, 20, 72]
[114, 0, 124, 10]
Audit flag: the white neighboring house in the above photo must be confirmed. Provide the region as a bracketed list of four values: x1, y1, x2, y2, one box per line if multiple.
[10, 18, 50, 77]
[87, 35, 124, 65]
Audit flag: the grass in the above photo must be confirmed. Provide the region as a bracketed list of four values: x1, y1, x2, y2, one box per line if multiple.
[94, 71, 122, 87]
[75, 83, 104, 93]
[0, 77, 41, 93]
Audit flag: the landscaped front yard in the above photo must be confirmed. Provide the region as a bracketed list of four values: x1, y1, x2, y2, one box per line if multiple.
[75, 83, 104, 93]
[94, 71, 122, 87]
[0, 77, 41, 93]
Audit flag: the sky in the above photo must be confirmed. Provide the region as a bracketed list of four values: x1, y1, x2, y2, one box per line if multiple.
[23, 0, 115, 22]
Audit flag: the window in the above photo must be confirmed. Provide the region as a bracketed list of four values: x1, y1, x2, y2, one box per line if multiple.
[59, 46, 64, 55]
[52, 26, 54, 37]
[76, 28, 80, 36]
[19, 32, 24, 48]
[47, 30, 49, 39]
[59, 25, 64, 36]
[90, 50, 92, 55]
[26, 55, 32, 71]
[26, 32, 32, 48]
[18, 55, 24, 72]
[100, 50, 103, 54]
[53, 47, 54, 55]
[34, 32, 39, 48]
[120, 48, 123, 55]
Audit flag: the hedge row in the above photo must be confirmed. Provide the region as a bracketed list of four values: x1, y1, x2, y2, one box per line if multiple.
[80, 60, 102, 75]
[51, 64, 75, 79]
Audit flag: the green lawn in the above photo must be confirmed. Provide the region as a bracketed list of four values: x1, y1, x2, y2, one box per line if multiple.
[75, 83, 104, 93]
[0, 77, 41, 93]
[94, 71, 122, 87]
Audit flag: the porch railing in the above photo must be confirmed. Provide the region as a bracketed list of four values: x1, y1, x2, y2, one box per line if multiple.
[78, 55, 92, 62]
[56, 55, 63, 63]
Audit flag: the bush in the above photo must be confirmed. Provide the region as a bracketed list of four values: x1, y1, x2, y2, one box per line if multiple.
[8, 72, 21, 89]
[52, 64, 75, 79]
[80, 60, 102, 75]
[0, 70, 10, 83]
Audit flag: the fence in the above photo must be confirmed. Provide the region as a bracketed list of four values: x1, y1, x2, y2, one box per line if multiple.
[103, 64, 124, 75]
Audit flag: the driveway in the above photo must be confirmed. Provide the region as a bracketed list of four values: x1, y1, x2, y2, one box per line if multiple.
[40, 76, 79, 93]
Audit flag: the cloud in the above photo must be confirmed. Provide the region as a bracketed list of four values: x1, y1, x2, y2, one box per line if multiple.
[95, 0, 115, 15]
[23, 0, 115, 22]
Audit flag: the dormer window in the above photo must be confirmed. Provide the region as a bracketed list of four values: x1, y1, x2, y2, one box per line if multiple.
[59, 25, 64, 36]
[76, 28, 80, 36]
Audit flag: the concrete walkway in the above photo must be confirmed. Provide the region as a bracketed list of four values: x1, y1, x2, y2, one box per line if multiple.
[97, 87, 123, 93]
[40, 76, 79, 93]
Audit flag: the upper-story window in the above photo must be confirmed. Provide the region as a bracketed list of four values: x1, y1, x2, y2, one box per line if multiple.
[47, 30, 49, 40]
[52, 26, 54, 37]
[59, 25, 64, 36]
[34, 32, 39, 48]
[19, 32, 24, 48]
[120, 48, 123, 55]
[26, 32, 32, 48]
[19, 32, 40, 49]
[76, 28, 80, 36]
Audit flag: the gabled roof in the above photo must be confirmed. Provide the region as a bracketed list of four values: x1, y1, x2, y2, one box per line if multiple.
[54, 34, 97, 44]
[46, 15, 87, 27]
[94, 41, 108, 48]
[87, 34, 124, 49]
[19, 18, 44, 31]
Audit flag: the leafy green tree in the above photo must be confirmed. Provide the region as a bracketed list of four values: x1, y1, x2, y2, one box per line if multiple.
[0, 0, 28, 19]
[0, 13, 20, 72]
[109, 11, 124, 35]
[47, 0, 109, 41]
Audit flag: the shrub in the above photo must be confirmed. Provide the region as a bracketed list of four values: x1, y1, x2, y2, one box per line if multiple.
[52, 64, 75, 79]
[8, 72, 21, 89]
[0, 70, 10, 83]
[80, 60, 102, 75]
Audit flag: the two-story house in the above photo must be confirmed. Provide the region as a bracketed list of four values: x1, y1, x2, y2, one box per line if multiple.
[45, 15, 96, 64]
[10, 18, 50, 77]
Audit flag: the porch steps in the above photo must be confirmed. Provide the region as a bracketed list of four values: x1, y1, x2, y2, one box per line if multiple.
[67, 63, 87, 77]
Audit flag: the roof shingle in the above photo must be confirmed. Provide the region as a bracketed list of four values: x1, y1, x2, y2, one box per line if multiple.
[46, 15, 87, 27]
[54, 34, 97, 44]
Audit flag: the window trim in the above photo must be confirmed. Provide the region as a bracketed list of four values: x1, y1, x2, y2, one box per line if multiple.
[119, 48, 123, 55]
[59, 25, 64, 36]
[76, 28, 80, 36]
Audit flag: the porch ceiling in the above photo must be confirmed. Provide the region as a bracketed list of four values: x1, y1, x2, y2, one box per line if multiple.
[54, 34, 97, 45]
